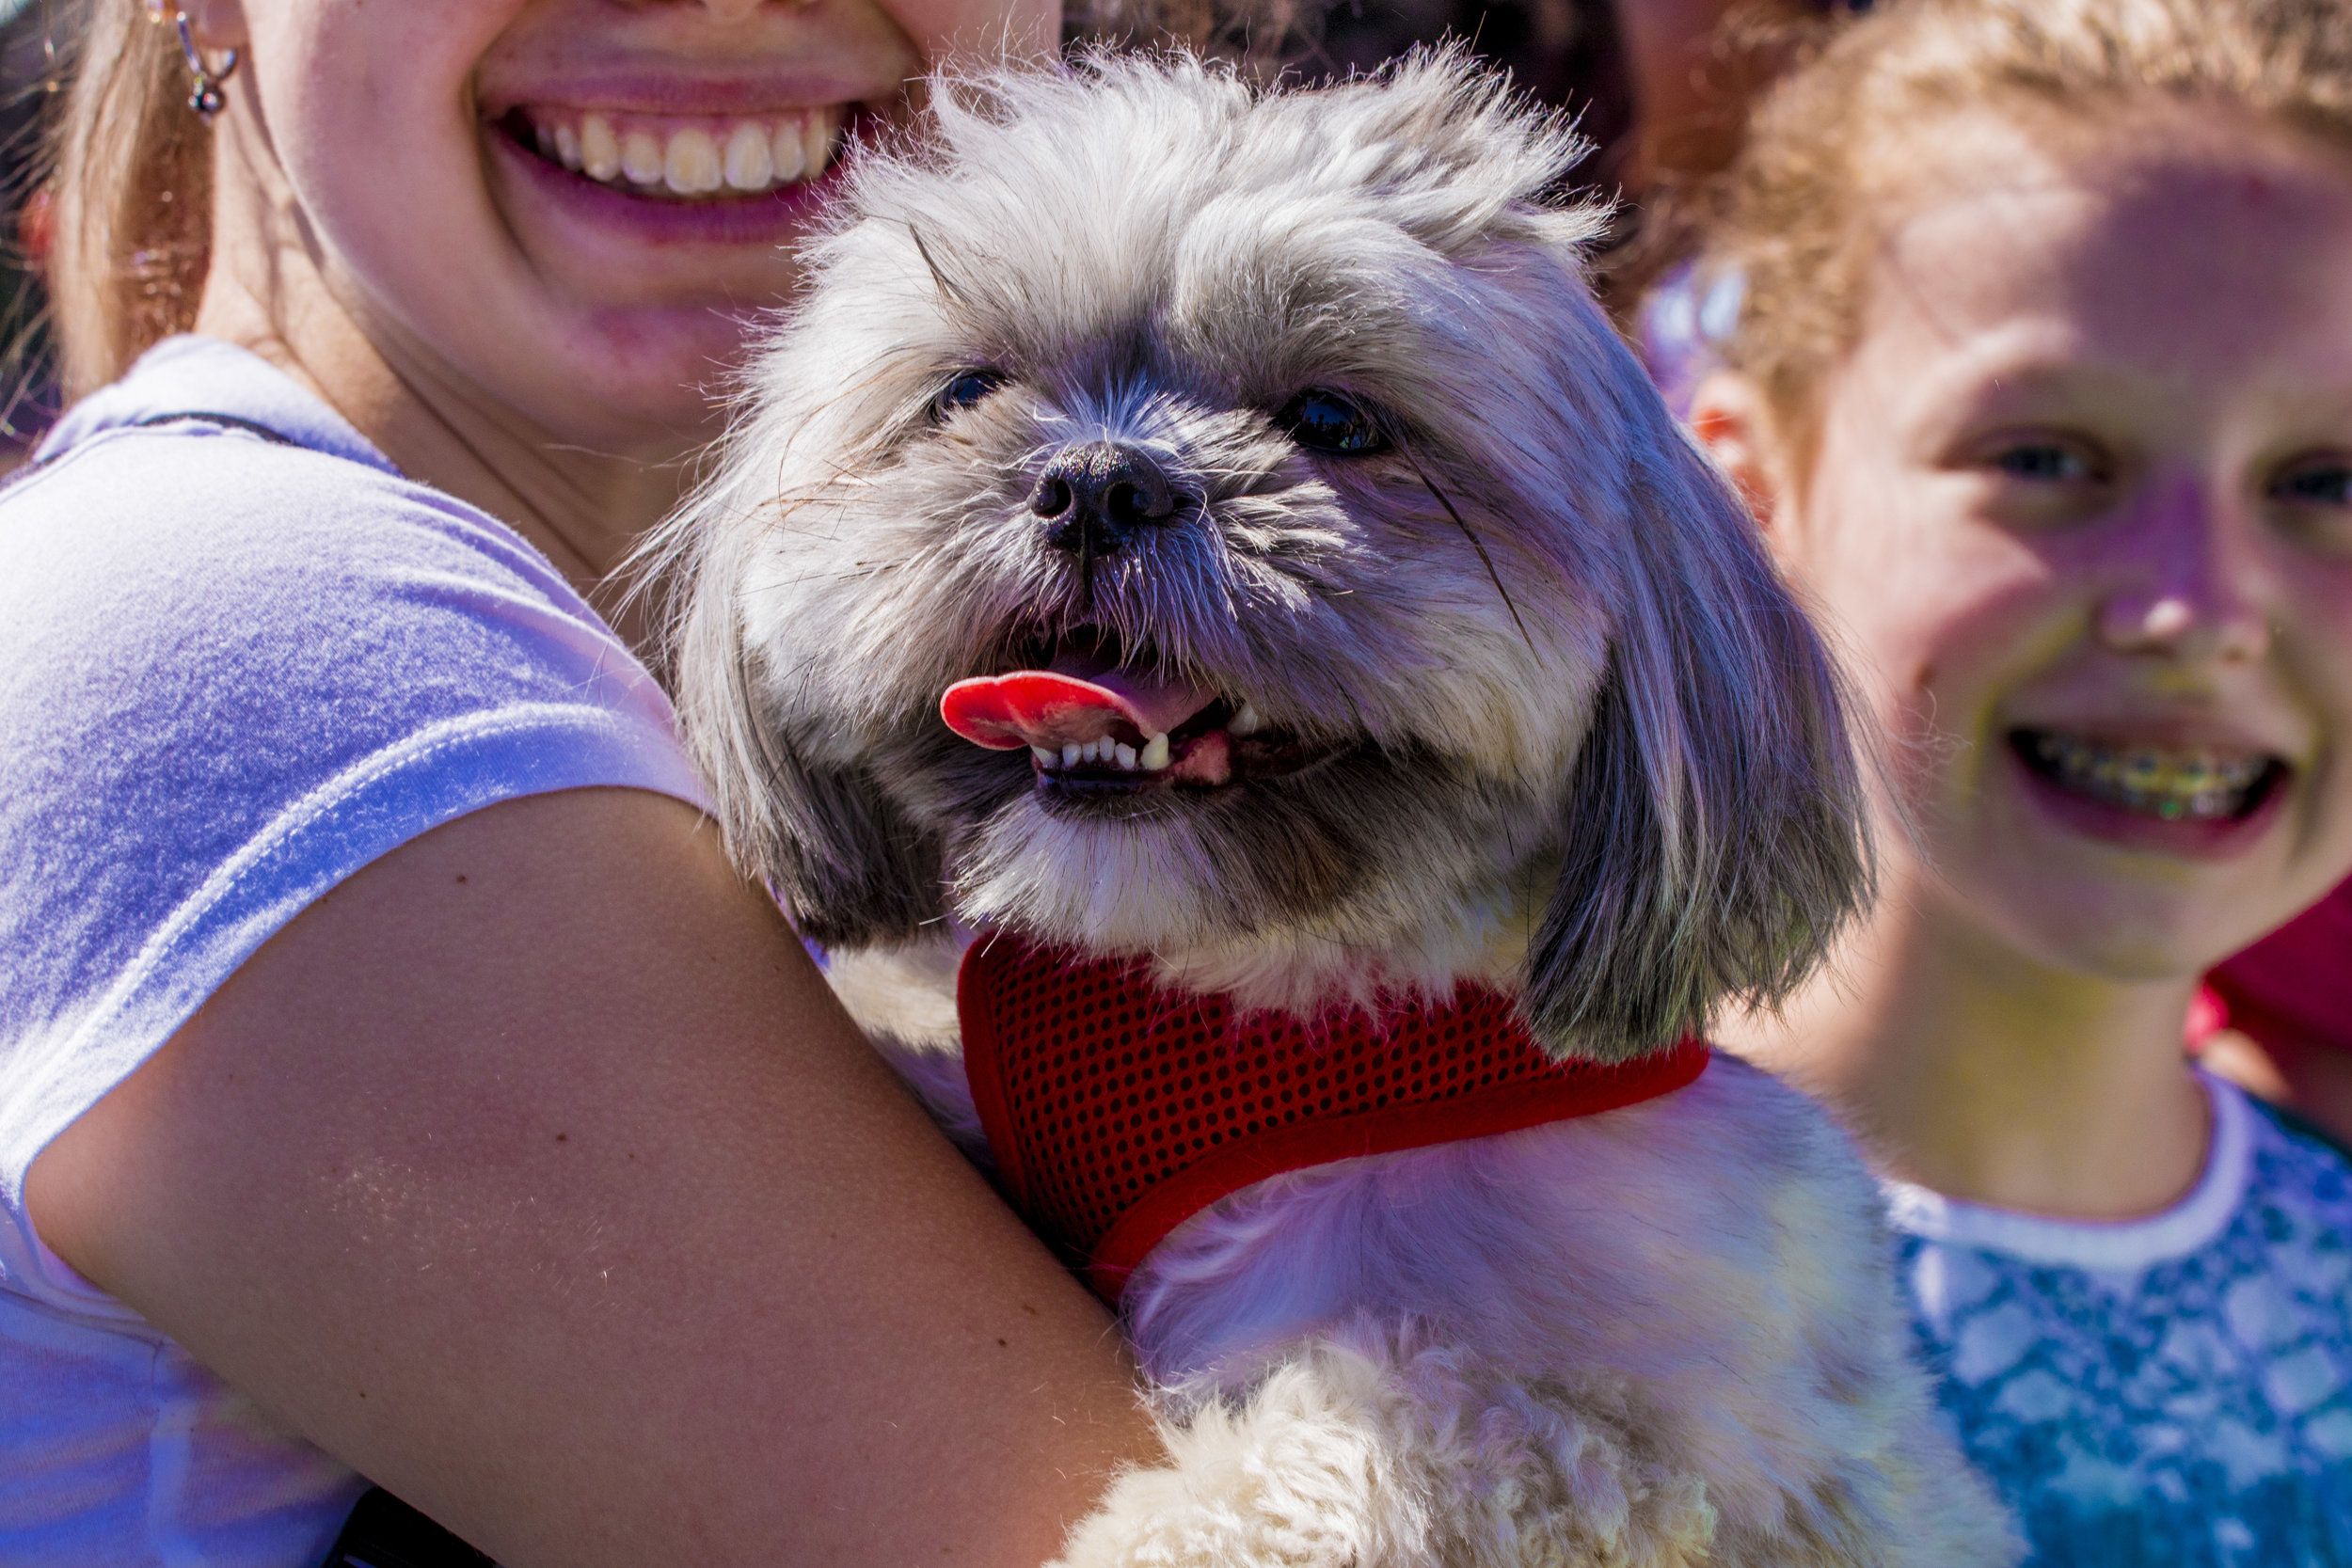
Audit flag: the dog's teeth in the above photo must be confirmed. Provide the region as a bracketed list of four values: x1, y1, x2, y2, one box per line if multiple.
[1031, 746, 1055, 767]
[1115, 742, 1138, 770]
[1229, 701, 1264, 736]
[1062, 742, 1082, 768]
[1141, 733, 1170, 770]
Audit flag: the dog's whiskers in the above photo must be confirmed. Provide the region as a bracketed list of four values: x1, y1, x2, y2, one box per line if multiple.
[905, 224, 972, 308]
[1397, 440, 1536, 659]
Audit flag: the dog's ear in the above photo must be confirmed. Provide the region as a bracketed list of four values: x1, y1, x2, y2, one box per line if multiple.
[1522, 398, 1871, 1063]
[659, 514, 950, 951]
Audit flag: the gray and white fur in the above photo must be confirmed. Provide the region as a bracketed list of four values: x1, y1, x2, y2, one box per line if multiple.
[657, 49, 2017, 1567]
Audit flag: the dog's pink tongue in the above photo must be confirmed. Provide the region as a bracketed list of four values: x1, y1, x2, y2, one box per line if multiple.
[942, 666, 1216, 752]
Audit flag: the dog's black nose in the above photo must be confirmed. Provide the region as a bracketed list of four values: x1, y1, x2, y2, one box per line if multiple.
[1030, 442, 1178, 557]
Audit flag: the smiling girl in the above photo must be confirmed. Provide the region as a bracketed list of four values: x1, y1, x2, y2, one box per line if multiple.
[0, 1, 1240, 1562]
[1679, 0, 2352, 1559]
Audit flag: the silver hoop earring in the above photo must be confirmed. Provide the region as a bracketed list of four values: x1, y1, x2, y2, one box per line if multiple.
[173, 12, 239, 123]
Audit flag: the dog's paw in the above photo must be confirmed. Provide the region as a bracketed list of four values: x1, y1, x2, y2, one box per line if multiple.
[1053, 1331, 1718, 1568]
[1050, 1398, 1384, 1568]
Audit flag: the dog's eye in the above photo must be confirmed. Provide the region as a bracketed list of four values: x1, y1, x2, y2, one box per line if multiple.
[1279, 388, 1388, 456]
[932, 369, 1008, 421]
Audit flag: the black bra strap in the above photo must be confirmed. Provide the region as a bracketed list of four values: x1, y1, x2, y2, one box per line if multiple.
[130, 410, 302, 445]
[0, 407, 306, 501]
[317, 1487, 497, 1568]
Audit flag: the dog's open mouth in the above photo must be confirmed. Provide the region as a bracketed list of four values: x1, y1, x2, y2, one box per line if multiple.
[941, 629, 1334, 797]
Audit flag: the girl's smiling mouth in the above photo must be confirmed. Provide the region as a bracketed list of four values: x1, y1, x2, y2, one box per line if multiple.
[2011, 728, 2287, 822]
[480, 88, 873, 246]
[2006, 725, 2295, 856]
[495, 103, 844, 198]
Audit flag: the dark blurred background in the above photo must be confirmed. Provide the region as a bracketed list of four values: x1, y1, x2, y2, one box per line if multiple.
[0, 0, 57, 465]
[1311, 0, 1635, 178]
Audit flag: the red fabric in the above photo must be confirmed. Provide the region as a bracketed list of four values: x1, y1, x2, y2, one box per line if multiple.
[2185, 984, 2229, 1049]
[959, 933, 1712, 1303]
[2209, 876, 2352, 1057]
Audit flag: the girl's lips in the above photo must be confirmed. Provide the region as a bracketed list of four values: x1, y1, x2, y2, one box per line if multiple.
[479, 72, 877, 119]
[485, 114, 849, 246]
[2006, 731, 2292, 861]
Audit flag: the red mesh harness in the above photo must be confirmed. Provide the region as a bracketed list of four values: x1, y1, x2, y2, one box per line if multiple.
[959, 933, 1711, 1304]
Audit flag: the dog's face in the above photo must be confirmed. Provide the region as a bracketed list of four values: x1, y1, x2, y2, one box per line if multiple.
[665, 52, 1869, 1058]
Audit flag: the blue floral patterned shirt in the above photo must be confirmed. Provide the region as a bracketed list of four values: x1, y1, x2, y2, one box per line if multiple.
[1889, 1075, 2352, 1565]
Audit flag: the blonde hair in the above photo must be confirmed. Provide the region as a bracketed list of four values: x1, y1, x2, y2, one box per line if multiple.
[49, 0, 209, 401]
[1684, 0, 2352, 448]
[40, 0, 1308, 401]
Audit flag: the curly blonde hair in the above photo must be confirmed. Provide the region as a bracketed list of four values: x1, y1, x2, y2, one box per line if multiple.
[1684, 0, 2352, 453]
[42, 0, 1311, 400]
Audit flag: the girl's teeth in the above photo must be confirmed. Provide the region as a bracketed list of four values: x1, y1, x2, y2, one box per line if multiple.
[664, 128, 723, 195]
[724, 122, 773, 190]
[771, 121, 807, 182]
[581, 115, 622, 182]
[2026, 731, 2274, 820]
[622, 129, 663, 185]
[538, 109, 840, 198]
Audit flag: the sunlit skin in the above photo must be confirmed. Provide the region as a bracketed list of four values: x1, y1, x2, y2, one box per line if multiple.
[185, 0, 1054, 638]
[1697, 105, 2352, 1219]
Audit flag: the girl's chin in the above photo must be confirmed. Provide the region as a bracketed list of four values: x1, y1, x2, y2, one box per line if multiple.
[494, 303, 764, 444]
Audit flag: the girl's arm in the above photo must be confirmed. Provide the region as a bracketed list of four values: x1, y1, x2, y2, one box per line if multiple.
[28, 786, 1154, 1568]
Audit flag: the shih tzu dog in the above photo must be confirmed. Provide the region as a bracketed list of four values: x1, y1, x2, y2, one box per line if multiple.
[658, 50, 2015, 1568]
